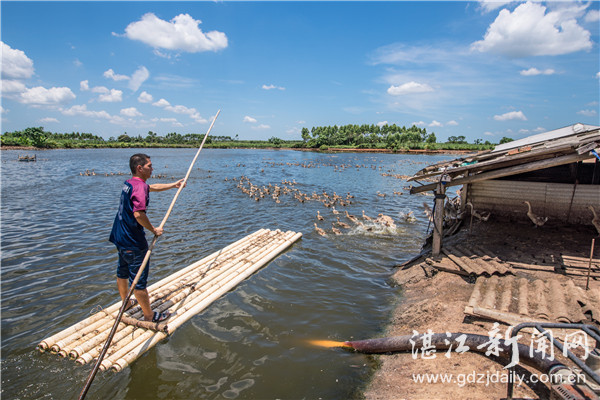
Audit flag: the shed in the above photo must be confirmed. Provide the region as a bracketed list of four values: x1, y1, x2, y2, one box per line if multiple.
[408, 123, 600, 255]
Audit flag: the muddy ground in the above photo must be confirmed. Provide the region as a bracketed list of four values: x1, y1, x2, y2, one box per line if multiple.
[364, 218, 599, 400]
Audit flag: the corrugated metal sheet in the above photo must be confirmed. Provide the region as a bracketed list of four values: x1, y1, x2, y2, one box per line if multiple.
[426, 244, 513, 276]
[465, 275, 600, 325]
[493, 123, 600, 153]
[469, 180, 600, 224]
[408, 125, 599, 195]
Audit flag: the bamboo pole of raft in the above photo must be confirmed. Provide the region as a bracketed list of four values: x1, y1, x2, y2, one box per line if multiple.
[71, 235, 272, 361]
[47, 230, 284, 361]
[110, 231, 302, 372]
[78, 110, 221, 400]
[78, 230, 292, 367]
[99, 232, 291, 371]
[146, 230, 275, 300]
[145, 228, 268, 293]
[104, 231, 299, 372]
[41, 229, 268, 353]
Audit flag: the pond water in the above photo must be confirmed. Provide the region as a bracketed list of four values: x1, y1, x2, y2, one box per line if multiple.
[1, 148, 451, 399]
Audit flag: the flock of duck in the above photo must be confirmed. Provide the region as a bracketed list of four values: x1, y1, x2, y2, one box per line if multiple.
[313, 208, 402, 237]
[230, 175, 357, 207]
[79, 169, 172, 179]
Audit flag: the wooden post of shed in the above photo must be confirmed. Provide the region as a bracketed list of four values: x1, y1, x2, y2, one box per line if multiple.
[432, 183, 446, 257]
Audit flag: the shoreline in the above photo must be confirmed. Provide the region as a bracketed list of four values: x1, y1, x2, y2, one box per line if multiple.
[364, 219, 599, 399]
[0, 145, 476, 155]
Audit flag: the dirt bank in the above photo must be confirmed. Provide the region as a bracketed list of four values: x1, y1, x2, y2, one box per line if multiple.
[364, 219, 599, 400]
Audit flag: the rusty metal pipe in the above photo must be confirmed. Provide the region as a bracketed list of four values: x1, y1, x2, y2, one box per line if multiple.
[343, 333, 565, 374]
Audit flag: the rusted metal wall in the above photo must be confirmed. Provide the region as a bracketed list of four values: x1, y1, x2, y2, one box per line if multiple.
[468, 180, 599, 224]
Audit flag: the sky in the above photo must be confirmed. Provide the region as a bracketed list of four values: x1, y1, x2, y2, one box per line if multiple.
[1, 1, 599, 143]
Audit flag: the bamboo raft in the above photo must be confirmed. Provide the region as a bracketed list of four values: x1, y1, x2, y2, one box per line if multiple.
[37, 228, 302, 372]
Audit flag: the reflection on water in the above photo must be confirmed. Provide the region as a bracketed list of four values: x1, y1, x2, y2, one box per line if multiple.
[1, 148, 451, 399]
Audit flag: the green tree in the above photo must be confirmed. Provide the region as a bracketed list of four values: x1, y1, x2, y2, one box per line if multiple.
[499, 136, 514, 144]
[268, 136, 282, 148]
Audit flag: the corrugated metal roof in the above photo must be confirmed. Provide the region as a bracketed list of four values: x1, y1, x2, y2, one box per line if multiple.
[409, 123, 600, 194]
[493, 123, 600, 153]
[465, 275, 600, 326]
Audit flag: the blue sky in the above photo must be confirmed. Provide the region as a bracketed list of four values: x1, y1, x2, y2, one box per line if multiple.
[1, 1, 599, 142]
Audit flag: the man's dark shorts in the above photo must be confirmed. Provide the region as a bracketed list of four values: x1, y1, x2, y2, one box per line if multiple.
[116, 248, 149, 290]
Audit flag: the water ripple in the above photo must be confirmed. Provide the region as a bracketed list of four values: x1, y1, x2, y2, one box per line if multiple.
[1, 149, 452, 399]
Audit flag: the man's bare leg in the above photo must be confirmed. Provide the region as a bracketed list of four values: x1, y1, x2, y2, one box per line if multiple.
[133, 288, 154, 321]
[118, 277, 152, 319]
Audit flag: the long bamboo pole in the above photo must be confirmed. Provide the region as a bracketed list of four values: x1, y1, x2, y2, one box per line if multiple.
[78, 110, 221, 400]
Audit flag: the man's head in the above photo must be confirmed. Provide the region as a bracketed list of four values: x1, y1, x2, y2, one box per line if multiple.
[129, 153, 152, 179]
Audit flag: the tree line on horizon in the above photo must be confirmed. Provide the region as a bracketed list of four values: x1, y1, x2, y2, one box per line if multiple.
[1, 126, 514, 150]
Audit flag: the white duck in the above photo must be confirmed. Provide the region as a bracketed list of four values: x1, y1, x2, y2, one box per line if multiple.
[524, 201, 548, 227]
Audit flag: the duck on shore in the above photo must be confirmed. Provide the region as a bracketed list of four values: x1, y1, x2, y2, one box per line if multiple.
[524, 201, 548, 227]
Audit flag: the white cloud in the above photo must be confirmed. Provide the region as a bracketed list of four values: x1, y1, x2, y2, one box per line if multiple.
[429, 120, 443, 127]
[520, 67, 556, 76]
[153, 98, 171, 107]
[493, 110, 527, 121]
[533, 127, 546, 133]
[477, 1, 513, 13]
[387, 81, 434, 96]
[243, 116, 257, 123]
[98, 89, 123, 102]
[104, 66, 149, 92]
[62, 104, 110, 119]
[262, 84, 285, 91]
[151, 97, 206, 123]
[138, 91, 153, 103]
[1, 42, 34, 79]
[122, 13, 228, 53]
[447, 120, 459, 126]
[377, 121, 388, 127]
[104, 68, 129, 81]
[128, 66, 149, 91]
[91, 86, 109, 94]
[80, 80, 90, 91]
[19, 86, 76, 105]
[40, 117, 59, 123]
[121, 107, 142, 117]
[577, 109, 597, 117]
[2, 79, 27, 93]
[411, 121, 426, 127]
[251, 124, 270, 130]
[584, 9, 600, 23]
[484, 131, 495, 136]
[471, 2, 593, 57]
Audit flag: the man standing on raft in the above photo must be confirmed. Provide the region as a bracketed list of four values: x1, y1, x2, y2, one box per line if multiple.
[110, 153, 185, 322]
